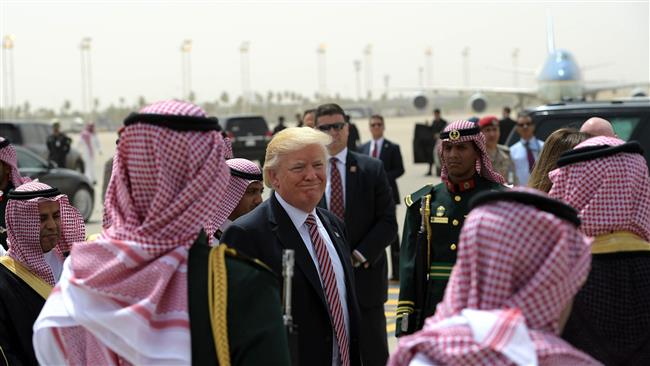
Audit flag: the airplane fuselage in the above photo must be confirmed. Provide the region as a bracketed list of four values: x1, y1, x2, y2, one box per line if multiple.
[536, 49, 584, 101]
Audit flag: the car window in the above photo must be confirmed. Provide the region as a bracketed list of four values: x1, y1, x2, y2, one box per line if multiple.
[609, 117, 640, 140]
[0, 124, 21, 143]
[16, 147, 47, 169]
[530, 117, 584, 142]
[225, 117, 269, 137]
[529, 114, 645, 143]
[20, 124, 43, 143]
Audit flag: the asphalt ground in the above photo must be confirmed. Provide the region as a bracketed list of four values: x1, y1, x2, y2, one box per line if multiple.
[77, 110, 481, 353]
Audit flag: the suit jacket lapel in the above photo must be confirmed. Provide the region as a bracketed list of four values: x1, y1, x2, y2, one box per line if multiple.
[379, 140, 390, 162]
[269, 195, 328, 308]
[345, 151, 358, 224]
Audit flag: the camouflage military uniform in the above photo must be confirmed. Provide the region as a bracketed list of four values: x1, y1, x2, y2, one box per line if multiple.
[488, 145, 518, 185]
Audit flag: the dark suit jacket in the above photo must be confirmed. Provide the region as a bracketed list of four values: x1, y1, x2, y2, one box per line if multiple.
[358, 138, 405, 204]
[320, 150, 397, 308]
[221, 194, 362, 366]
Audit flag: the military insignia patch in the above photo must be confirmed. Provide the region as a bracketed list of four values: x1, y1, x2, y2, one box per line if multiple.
[436, 205, 445, 217]
[449, 130, 461, 140]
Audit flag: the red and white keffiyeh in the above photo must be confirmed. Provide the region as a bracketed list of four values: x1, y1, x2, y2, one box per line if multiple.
[548, 136, 650, 240]
[5, 181, 85, 285]
[206, 158, 261, 238]
[389, 187, 598, 366]
[33, 100, 230, 365]
[0, 137, 32, 186]
[439, 120, 506, 185]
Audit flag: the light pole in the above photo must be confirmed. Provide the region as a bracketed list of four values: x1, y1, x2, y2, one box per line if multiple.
[80, 37, 93, 118]
[240, 41, 251, 113]
[2, 34, 16, 119]
[363, 44, 372, 100]
[425, 47, 433, 87]
[383, 74, 390, 100]
[512, 48, 520, 87]
[317, 43, 327, 100]
[180, 39, 192, 100]
[462, 46, 470, 87]
[353, 60, 361, 101]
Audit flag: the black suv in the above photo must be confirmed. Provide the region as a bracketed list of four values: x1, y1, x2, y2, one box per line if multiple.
[0, 121, 85, 171]
[505, 99, 650, 168]
[15, 145, 94, 221]
[222, 115, 272, 164]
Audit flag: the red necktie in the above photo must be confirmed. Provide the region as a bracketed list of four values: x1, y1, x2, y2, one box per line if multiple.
[329, 157, 344, 220]
[304, 214, 350, 366]
[525, 141, 535, 173]
[372, 141, 379, 158]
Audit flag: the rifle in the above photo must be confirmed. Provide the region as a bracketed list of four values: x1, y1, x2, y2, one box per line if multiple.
[282, 249, 299, 366]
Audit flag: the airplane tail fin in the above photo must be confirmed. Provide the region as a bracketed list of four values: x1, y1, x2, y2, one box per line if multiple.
[546, 12, 555, 54]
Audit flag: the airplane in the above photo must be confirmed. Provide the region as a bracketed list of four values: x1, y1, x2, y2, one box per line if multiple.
[403, 16, 649, 113]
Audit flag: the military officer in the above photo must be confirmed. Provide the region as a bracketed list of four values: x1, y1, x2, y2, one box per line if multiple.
[396, 120, 507, 337]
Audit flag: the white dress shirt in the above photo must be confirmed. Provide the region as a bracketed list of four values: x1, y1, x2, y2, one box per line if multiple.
[370, 137, 384, 158]
[275, 192, 350, 366]
[509, 137, 544, 186]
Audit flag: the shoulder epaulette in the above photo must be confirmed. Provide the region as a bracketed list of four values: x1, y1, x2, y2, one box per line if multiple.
[497, 144, 510, 153]
[218, 244, 280, 279]
[404, 184, 435, 207]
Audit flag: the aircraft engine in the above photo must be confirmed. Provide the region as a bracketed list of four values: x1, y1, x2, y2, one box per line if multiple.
[631, 87, 648, 98]
[469, 93, 488, 113]
[413, 95, 429, 110]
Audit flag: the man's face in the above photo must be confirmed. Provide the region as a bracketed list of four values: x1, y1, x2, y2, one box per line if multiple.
[269, 144, 326, 212]
[229, 181, 264, 221]
[516, 116, 535, 140]
[369, 117, 385, 140]
[303, 112, 315, 128]
[433, 111, 441, 121]
[502, 109, 510, 119]
[39, 200, 61, 253]
[316, 113, 349, 155]
[481, 125, 500, 148]
[442, 141, 479, 182]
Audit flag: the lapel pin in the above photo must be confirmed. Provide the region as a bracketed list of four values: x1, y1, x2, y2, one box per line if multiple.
[350, 166, 357, 173]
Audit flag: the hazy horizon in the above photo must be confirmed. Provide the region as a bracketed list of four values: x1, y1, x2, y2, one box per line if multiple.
[2, 0, 649, 111]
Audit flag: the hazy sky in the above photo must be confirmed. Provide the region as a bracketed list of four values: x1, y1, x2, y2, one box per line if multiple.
[2, 0, 649, 110]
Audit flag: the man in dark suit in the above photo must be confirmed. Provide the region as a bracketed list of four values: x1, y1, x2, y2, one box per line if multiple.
[499, 106, 517, 145]
[315, 103, 397, 366]
[222, 126, 362, 366]
[358, 114, 405, 281]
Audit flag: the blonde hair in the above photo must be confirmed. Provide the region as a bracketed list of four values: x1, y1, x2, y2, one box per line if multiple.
[528, 128, 590, 192]
[263, 127, 332, 188]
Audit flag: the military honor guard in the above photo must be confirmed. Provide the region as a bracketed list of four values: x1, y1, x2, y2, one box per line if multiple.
[396, 120, 506, 337]
[549, 136, 650, 364]
[33, 100, 290, 365]
[0, 181, 85, 365]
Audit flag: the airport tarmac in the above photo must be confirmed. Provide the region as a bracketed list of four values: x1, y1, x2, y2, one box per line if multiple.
[76, 110, 482, 354]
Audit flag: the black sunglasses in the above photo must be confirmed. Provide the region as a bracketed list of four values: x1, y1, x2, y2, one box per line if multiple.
[317, 122, 346, 132]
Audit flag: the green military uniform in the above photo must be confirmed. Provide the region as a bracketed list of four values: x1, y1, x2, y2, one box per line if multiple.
[188, 231, 291, 365]
[395, 175, 505, 337]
